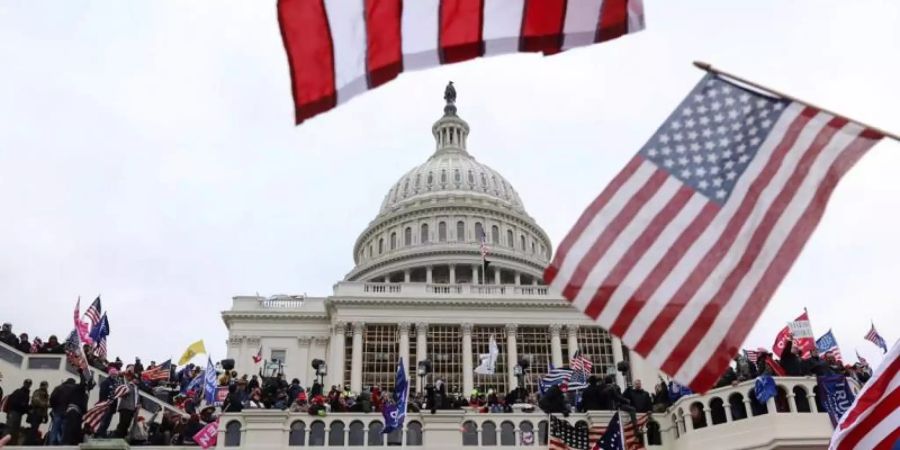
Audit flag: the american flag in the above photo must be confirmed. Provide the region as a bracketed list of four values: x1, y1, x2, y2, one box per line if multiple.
[540, 364, 573, 394]
[479, 232, 489, 259]
[864, 323, 888, 354]
[142, 359, 173, 382]
[94, 337, 108, 359]
[816, 329, 843, 361]
[83, 384, 129, 433]
[252, 346, 263, 364]
[590, 413, 649, 450]
[64, 329, 87, 370]
[743, 349, 759, 364]
[549, 415, 590, 450]
[829, 340, 898, 450]
[569, 350, 594, 390]
[83, 296, 102, 328]
[545, 73, 885, 392]
[278, 0, 644, 124]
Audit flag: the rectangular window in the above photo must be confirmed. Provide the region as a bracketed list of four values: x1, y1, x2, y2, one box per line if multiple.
[428, 325, 462, 392]
[271, 349, 287, 365]
[472, 326, 507, 394]
[577, 327, 616, 379]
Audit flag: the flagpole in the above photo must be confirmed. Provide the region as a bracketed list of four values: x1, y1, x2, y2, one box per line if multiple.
[693, 61, 900, 142]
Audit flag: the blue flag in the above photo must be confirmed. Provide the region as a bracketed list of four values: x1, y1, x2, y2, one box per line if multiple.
[816, 329, 840, 354]
[596, 411, 625, 450]
[382, 359, 409, 434]
[817, 374, 856, 427]
[204, 357, 217, 405]
[668, 380, 693, 402]
[89, 313, 110, 343]
[754, 374, 777, 404]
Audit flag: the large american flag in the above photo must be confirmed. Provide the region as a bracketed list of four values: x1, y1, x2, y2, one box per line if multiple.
[83, 296, 102, 328]
[83, 384, 129, 433]
[569, 350, 593, 390]
[829, 340, 899, 450]
[549, 415, 590, 450]
[546, 73, 885, 392]
[278, 0, 644, 124]
[590, 413, 649, 450]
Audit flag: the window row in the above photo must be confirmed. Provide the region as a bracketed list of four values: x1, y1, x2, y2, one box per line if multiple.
[361, 220, 547, 260]
[223, 420, 423, 447]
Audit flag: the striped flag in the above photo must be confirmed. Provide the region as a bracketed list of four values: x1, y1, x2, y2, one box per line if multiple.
[64, 329, 88, 371]
[864, 323, 888, 354]
[141, 359, 173, 382]
[816, 329, 843, 361]
[83, 384, 129, 433]
[743, 349, 759, 364]
[278, 0, 645, 124]
[94, 337, 108, 359]
[545, 73, 885, 393]
[590, 413, 649, 450]
[83, 296, 102, 328]
[828, 339, 899, 450]
[540, 364, 574, 394]
[569, 350, 594, 390]
[549, 415, 590, 450]
[480, 232, 489, 259]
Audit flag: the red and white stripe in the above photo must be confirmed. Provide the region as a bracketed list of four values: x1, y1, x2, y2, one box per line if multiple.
[829, 340, 899, 450]
[589, 413, 649, 449]
[546, 99, 884, 393]
[571, 351, 594, 374]
[278, 0, 645, 124]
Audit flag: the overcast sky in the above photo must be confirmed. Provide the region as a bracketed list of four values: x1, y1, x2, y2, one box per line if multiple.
[0, 1, 897, 370]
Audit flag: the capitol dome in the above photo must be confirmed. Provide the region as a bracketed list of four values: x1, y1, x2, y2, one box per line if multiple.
[346, 84, 552, 285]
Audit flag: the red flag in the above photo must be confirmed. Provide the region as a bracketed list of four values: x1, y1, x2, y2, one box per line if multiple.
[73, 297, 93, 346]
[193, 419, 219, 449]
[772, 311, 815, 358]
[252, 346, 262, 365]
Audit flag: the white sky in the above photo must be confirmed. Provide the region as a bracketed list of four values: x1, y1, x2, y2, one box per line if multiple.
[0, 1, 897, 370]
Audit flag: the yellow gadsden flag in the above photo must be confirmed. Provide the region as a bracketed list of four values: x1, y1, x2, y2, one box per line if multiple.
[178, 340, 207, 365]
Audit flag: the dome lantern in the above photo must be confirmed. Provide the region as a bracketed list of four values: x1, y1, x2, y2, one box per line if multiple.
[432, 81, 470, 155]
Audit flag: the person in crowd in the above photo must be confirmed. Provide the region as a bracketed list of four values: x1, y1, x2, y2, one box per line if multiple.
[651, 379, 671, 413]
[802, 349, 828, 376]
[15, 333, 31, 354]
[223, 384, 244, 413]
[779, 334, 804, 376]
[39, 335, 64, 354]
[95, 368, 121, 438]
[624, 379, 653, 413]
[25, 380, 49, 445]
[579, 376, 603, 411]
[539, 383, 570, 416]
[0, 323, 17, 348]
[133, 358, 144, 380]
[290, 392, 309, 413]
[115, 372, 140, 439]
[824, 352, 847, 376]
[288, 378, 303, 402]
[62, 374, 92, 445]
[247, 391, 265, 409]
[47, 378, 75, 445]
[715, 365, 738, 388]
[5, 379, 32, 445]
[735, 353, 758, 382]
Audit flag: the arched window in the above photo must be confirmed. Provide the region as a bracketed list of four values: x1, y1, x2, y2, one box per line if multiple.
[775, 386, 790, 413]
[427, 172, 433, 185]
[378, 238, 383, 254]
[520, 235, 526, 251]
[368, 245, 373, 257]
[507, 230, 514, 248]
[420, 223, 429, 243]
[454, 169, 461, 183]
[309, 421, 326, 446]
[672, 413, 681, 438]
[690, 402, 707, 429]
[439, 221, 447, 242]
[224, 421, 242, 447]
[387, 427, 402, 446]
[531, 242, 535, 254]
[538, 421, 548, 446]
[441, 170, 447, 184]
[457, 221, 465, 242]
[475, 222, 484, 241]
[328, 421, 345, 446]
[289, 421, 306, 446]
[404, 227, 412, 246]
[709, 397, 727, 425]
[793, 386, 811, 413]
[500, 421, 516, 446]
[367, 421, 384, 446]
[406, 421, 423, 446]
[462, 420, 478, 446]
[348, 421, 365, 446]
[491, 225, 499, 244]
[480, 173, 487, 187]
[482, 421, 497, 446]
[390, 232, 397, 250]
[415, 174, 421, 188]
[749, 389, 768, 416]
[519, 421, 534, 446]
[468, 170, 475, 184]
[729, 393, 747, 420]
[647, 420, 662, 445]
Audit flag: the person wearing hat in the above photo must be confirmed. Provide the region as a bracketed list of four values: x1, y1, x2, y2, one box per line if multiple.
[223, 384, 243, 413]
[25, 380, 49, 444]
[0, 323, 17, 347]
[94, 368, 121, 438]
[5, 379, 32, 444]
[16, 333, 31, 354]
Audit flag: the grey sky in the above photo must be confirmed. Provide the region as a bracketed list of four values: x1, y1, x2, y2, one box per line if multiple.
[0, 1, 897, 370]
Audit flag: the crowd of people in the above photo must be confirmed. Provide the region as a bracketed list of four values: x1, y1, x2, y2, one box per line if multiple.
[0, 322, 878, 446]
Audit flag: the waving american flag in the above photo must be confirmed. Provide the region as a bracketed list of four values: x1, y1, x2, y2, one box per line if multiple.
[547, 73, 885, 393]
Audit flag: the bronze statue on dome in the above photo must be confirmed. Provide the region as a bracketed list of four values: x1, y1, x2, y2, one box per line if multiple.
[444, 81, 456, 104]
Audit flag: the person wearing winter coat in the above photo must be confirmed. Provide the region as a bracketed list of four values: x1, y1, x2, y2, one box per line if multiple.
[538, 384, 570, 416]
[5, 379, 32, 445]
[25, 381, 50, 445]
[579, 376, 604, 411]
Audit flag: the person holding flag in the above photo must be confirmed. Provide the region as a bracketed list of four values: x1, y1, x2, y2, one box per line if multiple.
[203, 357, 218, 406]
[382, 358, 409, 435]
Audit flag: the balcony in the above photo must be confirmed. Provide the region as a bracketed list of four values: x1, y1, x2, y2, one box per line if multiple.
[666, 376, 836, 450]
[334, 281, 553, 298]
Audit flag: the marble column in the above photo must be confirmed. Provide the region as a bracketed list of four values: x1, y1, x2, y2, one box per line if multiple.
[426, 266, 433, 283]
[350, 322, 364, 392]
[514, 272, 521, 285]
[472, 265, 479, 284]
[297, 336, 312, 386]
[462, 323, 474, 396]
[549, 324, 563, 368]
[566, 325, 579, 361]
[506, 324, 519, 390]
[398, 323, 410, 380]
[493, 267, 501, 285]
[611, 336, 626, 389]
[416, 322, 428, 392]
[329, 322, 346, 388]
[227, 336, 244, 375]
[404, 270, 411, 283]
[449, 265, 456, 284]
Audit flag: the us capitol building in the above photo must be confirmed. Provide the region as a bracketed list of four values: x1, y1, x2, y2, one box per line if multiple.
[221, 89, 660, 396]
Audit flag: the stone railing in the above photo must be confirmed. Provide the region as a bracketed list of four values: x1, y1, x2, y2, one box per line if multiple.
[216, 409, 666, 450]
[260, 296, 306, 309]
[334, 282, 554, 299]
[665, 376, 836, 449]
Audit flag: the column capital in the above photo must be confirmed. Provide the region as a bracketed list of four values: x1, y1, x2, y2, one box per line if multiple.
[397, 322, 411, 334]
[461, 323, 474, 335]
[312, 336, 329, 345]
[227, 336, 244, 345]
[332, 321, 347, 334]
[246, 336, 261, 346]
[505, 323, 518, 335]
[298, 336, 313, 345]
[415, 322, 428, 334]
[564, 324, 579, 335]
[549, 324, 563, 336]
[352, 322, 366, 333]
